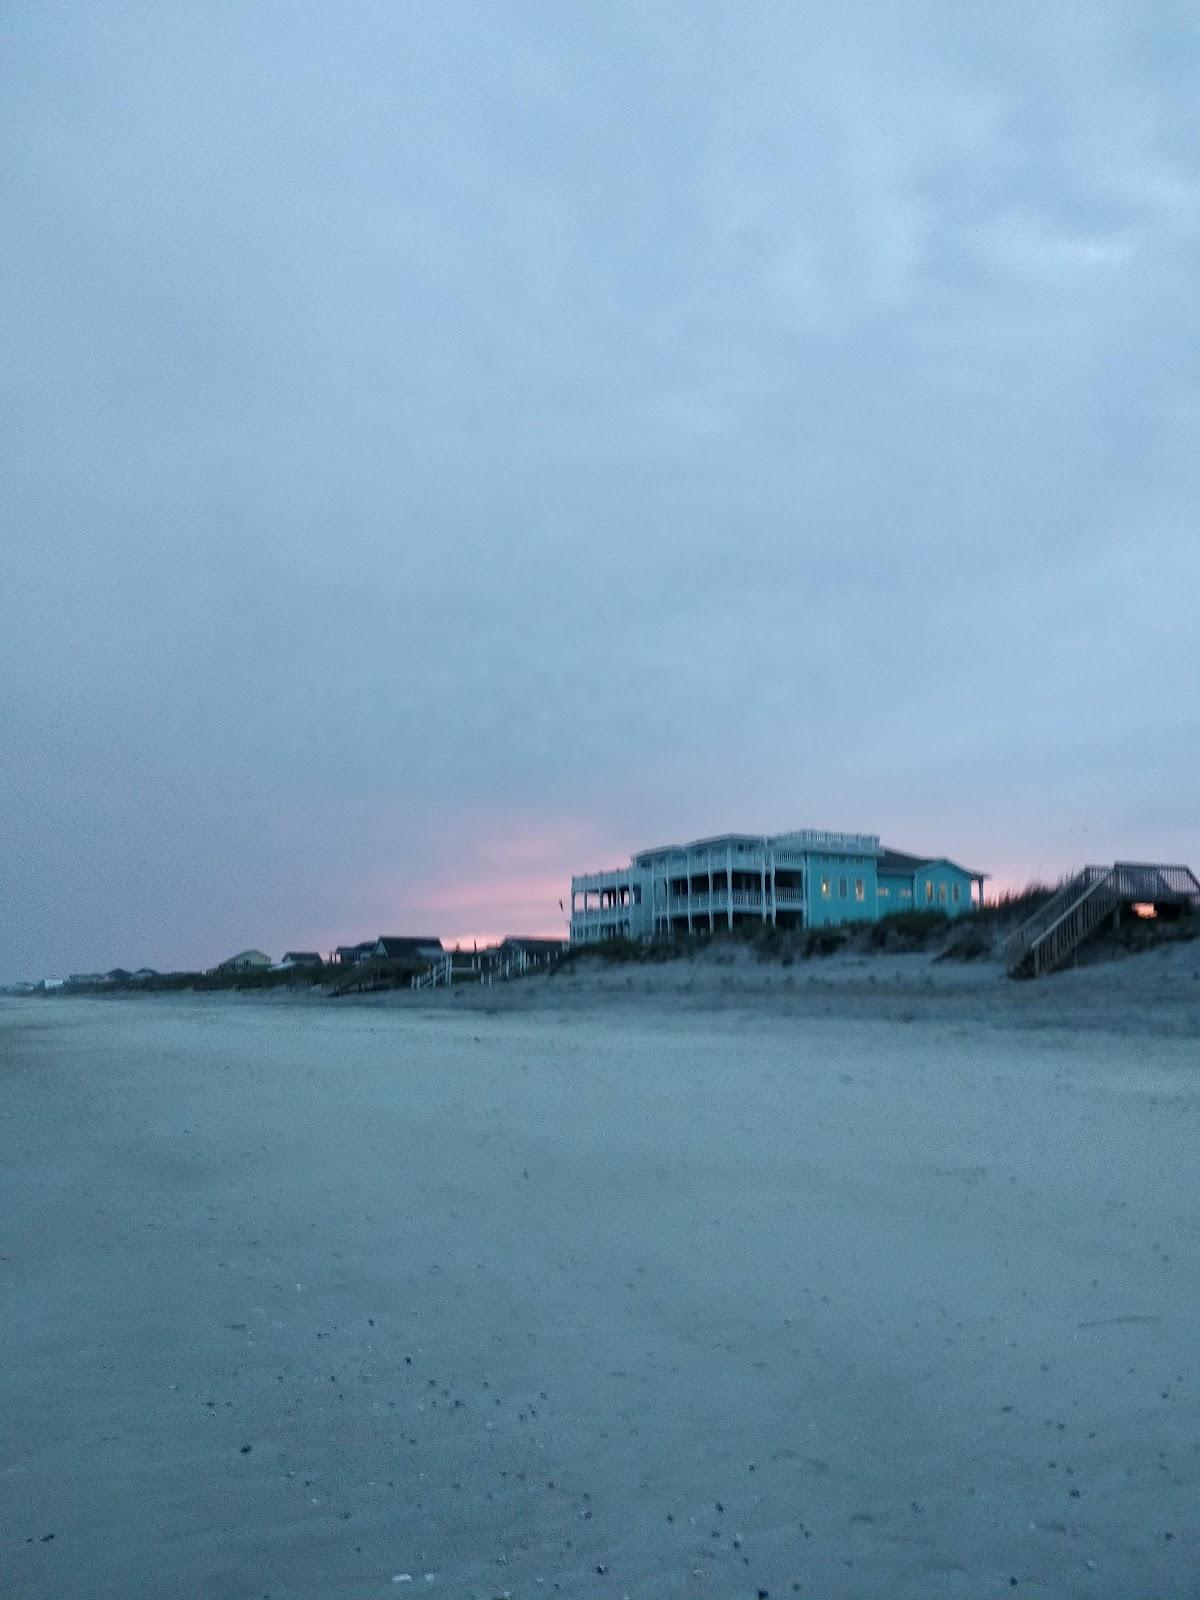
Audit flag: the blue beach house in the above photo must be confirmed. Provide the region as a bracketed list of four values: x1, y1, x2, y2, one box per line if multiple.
[570, 830, 987, 944]
[876, 848, 986, 917]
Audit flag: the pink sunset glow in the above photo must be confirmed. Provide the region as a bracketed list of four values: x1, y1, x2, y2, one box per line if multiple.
[323, 812, 621, 952]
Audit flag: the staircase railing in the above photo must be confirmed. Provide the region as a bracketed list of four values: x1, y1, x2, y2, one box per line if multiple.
[480, 949, 531, 986]
[1030, 873, 1121, 977]
[1005, 859, 1200, 978]
[1002, 868, 1105, 974]
[1111, 862, 1200, 903]
[1003, 866, 1118, 978]
[410, 954, 453, 990]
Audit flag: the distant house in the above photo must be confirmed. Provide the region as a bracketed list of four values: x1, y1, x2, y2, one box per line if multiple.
[479, 935, 567, 976]
[876, 849, 986, 915]
[132, 968, 158, 981]
[370, 936, 444, 962]
[334, 941, 377, 966]
[107, 968, 133, 983]
[497, 936, 568, 960]
[215, 949, 272, 973]
[277, 951, 322, 969]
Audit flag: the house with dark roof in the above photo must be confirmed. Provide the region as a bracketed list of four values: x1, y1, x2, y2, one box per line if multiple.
[495, 936, 568, 963]
[876, 849, 987, 916]
[475, 935, 568, 976]
[334, 941, 377, 965]
[369, 936, 444, 962]
[278, 951, 323, 969]
[332, 936, 444, 966]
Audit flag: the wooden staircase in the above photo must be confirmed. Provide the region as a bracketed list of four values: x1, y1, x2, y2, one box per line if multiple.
[1004, 862, 1200, 979]
[330, 956, 427, 996]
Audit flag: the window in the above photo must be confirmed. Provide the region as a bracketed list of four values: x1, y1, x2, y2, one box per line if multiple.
[952, 883, 961, 905]
[839, 877, 848, 899]
[855, 878, 865, 902]
[901, 888, 912, 899]
[939, 883, 948, 904]
[878, 887, 890, 899]
[925, 881, 934, 903]
[820, 877, 830, 898]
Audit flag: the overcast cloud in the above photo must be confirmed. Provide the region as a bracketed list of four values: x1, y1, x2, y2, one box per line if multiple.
[3, 2, 1198, 976]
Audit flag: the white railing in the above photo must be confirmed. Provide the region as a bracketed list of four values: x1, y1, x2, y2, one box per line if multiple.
[1112, 862, 1200, 902]
[663, 889, 780, 913]
[1002, 868, 1110, 972]
[772, 830, 880, 853]
[480, 950, 527, 985]
[481, 950, 564, 985]
[411, 954, 454, 990]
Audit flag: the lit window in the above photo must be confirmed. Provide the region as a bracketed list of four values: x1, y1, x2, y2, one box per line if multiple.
[939, 883, 947, 904]
[878, 887, 890, 899]
[855, 878, 865, 901]
[925, 881, 934, 902]
[820, 877, 830, 898]
[901, 888, 912, 899]
[839, 877, 848, 898]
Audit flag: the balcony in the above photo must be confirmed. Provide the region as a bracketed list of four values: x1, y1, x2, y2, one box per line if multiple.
[666, 890, 766, 912]
[665, 885, 805, 911]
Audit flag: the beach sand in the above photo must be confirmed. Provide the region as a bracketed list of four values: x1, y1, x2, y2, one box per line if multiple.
[3, 967, 1198, 1598]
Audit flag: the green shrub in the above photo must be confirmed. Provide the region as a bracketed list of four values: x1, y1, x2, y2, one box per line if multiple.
[935, 930, 992, 962]
[866, 909, 949, 949]
[804, 926, 854, 958]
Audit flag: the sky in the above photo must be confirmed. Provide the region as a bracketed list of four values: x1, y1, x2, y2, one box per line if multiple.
[3, 1, 1199, 977]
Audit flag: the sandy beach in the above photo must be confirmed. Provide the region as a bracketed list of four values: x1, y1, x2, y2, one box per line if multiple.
[3, 965, 1198, 1599]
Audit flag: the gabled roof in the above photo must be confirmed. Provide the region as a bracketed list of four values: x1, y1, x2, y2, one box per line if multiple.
[374, 935, 443, 958]
[281, 951, 322, 963]
[499, 936, 568, 953]
[879, 848, 987, 878]
[877, 848, 927, 874]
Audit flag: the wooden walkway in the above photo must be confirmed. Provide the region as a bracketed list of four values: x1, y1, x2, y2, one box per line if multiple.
[1003, 862, 1200, 978]
[329, 957, 426, 996]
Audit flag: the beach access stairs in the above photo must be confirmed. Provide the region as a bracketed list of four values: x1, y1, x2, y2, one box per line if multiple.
[1003, 862, 1200, 979]
[411, 954, 455, 991]
[478, 946, 550, 985]
[409, 947, 560, 990]
[329, 956, 428, 997]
